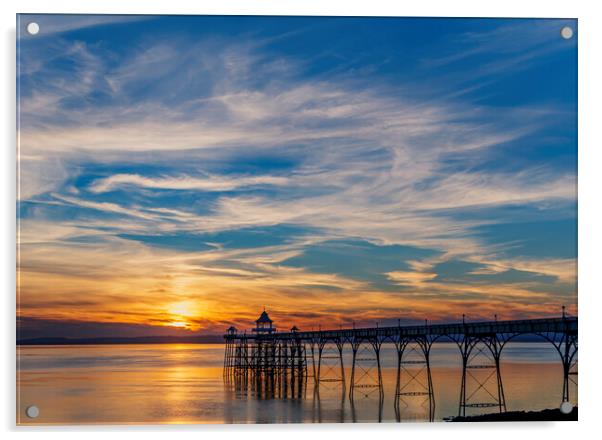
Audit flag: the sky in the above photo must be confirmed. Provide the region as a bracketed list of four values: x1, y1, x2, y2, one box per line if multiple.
[16, 15, 577, 339]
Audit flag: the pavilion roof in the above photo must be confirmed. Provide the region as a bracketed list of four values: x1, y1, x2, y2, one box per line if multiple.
[256, 310, 273, 323]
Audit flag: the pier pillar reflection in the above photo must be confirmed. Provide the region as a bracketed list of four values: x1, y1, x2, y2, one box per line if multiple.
[349, 338, 383, 400]
[394, 336, 435, 422]
[558, 331, 578, 404]
[457, 335, 506, 417]
[317, 338, 346, 386]
[536, 327, 578, 404]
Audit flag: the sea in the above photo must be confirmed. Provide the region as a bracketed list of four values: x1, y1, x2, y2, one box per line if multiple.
[16, 342, 577, 424]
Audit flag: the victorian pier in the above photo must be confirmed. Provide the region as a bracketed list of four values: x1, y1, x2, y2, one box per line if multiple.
[224, 310, 577, 420]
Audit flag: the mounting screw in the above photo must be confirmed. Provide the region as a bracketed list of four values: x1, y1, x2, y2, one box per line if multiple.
[560, 26, 574, 40]
[26, 405, 39, 418]
[560, 401, 573, 414]
[26, 22, 39, 35]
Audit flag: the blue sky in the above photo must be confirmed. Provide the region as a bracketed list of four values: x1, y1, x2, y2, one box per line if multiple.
[17, 15, 577, 337]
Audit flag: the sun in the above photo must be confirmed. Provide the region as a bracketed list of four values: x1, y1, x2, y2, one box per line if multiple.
[166, 301, 199, 329]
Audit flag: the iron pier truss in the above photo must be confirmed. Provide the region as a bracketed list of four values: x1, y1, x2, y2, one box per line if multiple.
[224, 314, 577, 421]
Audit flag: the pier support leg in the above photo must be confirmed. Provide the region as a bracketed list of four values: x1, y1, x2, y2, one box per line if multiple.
[562, 334, 578, 404]
[349, 340, 381, 399]
[544, 330, 578, 404]
[316, 339, 345, 386]
[457, 336, 506, 417]
[394, 337, 434, 422]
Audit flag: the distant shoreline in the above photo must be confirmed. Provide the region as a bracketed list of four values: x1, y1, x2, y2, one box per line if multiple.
[16, 336, 224, 345]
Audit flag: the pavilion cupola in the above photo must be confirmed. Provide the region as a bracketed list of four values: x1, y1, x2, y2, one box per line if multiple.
[254, 309, 275, 334]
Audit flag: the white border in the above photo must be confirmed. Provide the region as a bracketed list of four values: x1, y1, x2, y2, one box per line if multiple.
[2, 1, 601, 439]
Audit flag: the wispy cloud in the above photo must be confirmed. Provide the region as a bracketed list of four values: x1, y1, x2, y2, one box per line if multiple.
[89, 173, 290, 193]
[16, 17, 577, 335]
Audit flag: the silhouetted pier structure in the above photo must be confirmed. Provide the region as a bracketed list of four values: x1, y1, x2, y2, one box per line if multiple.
[224, 310, 577, 420]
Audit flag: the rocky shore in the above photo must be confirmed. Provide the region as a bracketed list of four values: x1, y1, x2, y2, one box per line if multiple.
[449, 407, 578, 422]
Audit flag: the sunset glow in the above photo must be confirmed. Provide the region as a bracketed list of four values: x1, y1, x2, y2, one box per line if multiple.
[16, 16, 577, 339]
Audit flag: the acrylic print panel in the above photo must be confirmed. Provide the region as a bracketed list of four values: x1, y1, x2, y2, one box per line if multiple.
[16, 14, 577, 425]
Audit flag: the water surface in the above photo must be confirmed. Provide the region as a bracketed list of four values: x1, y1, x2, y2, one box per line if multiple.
[17, 342, 577, 424]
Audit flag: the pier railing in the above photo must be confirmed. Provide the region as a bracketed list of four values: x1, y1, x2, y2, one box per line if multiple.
[226, 317, 576, 341]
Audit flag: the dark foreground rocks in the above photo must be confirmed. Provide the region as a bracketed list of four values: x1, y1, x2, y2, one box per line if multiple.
[450, 407, 578, 422]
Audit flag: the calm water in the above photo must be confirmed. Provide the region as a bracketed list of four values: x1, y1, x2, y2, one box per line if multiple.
[17, 343, 577, 424]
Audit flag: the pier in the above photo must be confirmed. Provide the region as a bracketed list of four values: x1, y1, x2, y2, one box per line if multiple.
[224, 310, 577, 420]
